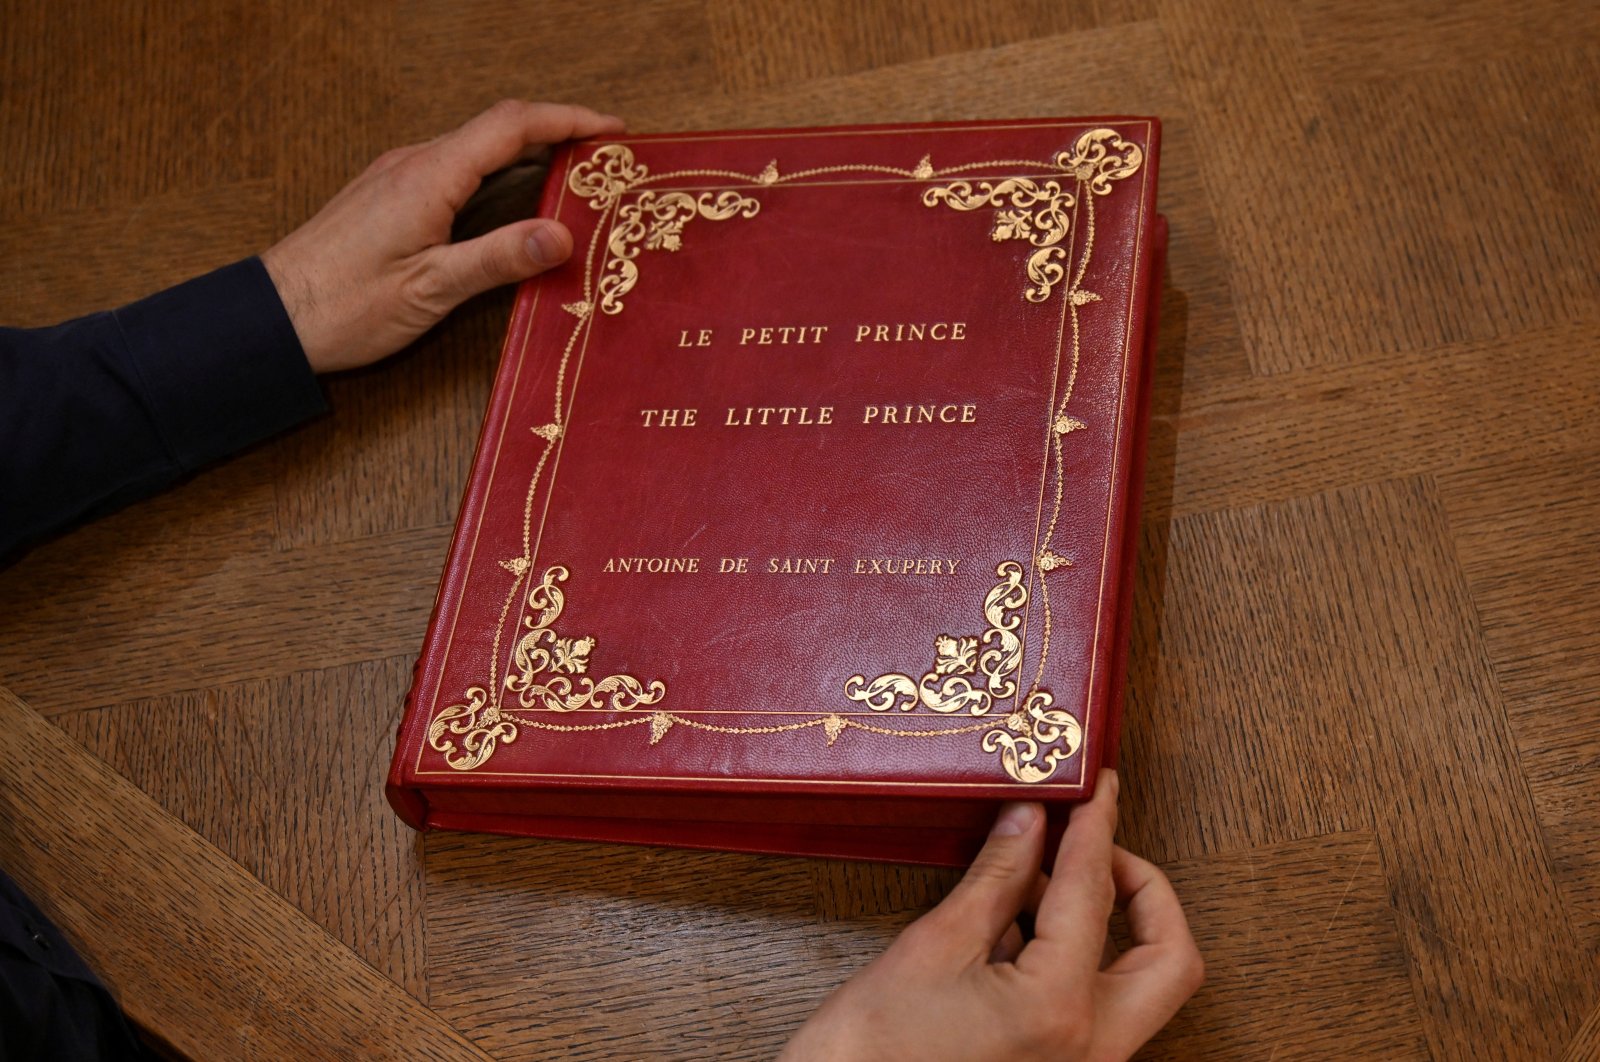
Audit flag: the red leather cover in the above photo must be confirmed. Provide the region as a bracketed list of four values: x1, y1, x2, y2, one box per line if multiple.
[387, 118, 1163, 864]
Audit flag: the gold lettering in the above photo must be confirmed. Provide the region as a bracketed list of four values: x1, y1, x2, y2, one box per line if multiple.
[644, 408, 698, 428]
[603, 556, 701, 573]
[768, 557, 837, 574]
[724, 406, 831, 426]
[853, 322, 967, 343]
[851, 557, 963, 575]
[718, 557, 750, 573]
[739, 327, 756, 345]
[697, 328, 713, 346]
[962, 404, 976, 423]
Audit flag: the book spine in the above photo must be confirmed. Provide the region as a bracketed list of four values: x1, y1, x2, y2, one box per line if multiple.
[1092, 119, 1163, 781]
[1101, 212, 1167, 771]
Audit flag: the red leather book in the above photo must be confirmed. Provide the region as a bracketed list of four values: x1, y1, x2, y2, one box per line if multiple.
[387, 118, 1164, 866]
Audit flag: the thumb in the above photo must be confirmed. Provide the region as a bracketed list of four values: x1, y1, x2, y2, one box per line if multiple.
[917, 803, 1045, 959]
[427, 218, 574, 307]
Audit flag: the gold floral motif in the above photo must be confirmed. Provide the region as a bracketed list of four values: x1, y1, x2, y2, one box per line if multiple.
[982, 691, 1083, 782]
[1053, 414, 1086, 436]
[428, 687, 515, 771]
[757, 160, 779, 184]
[1037, 550, 1071, 572]
[844, 562, 1030, 717]
[924, 176, 1072, 302]
[922, 127, 1142, 303]
[531, 422, 562, 442]
[561, 300, 592, 319]
[933, 634, 978, 676]
[505, 566, 666, 714]
[912, 154, 934, 179]
[597, 190, 761, 314]
[1058, 128, 1144, 195]
[567, 144, 648, 209]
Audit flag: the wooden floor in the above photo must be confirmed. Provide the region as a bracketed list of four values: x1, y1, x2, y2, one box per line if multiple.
[3, 2, 1597, 1058]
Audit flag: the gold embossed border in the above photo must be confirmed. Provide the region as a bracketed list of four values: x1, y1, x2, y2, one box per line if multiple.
[413, 122, 1152, 789]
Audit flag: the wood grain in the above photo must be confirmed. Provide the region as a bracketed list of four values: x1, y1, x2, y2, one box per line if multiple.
[1, 1, 1596, 1057]
[424, 833, 864, 1060]
[1565, 994, 1600, 1062]
[0, 683, 485, 1060]
[1143, 831, 1428, 1060]
[1119, 476, 1591, 1057]
[53, 657, 429, 997]
[1441, 448, 1600, 956]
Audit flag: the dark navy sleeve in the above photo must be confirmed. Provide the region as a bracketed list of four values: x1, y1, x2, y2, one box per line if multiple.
[0, 257, 326, 558]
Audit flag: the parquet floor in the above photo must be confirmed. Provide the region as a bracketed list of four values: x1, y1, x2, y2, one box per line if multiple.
[2, 2, 1597, 1058]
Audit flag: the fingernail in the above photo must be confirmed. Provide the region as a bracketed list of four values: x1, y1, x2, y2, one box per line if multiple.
[1104, 769, 1120, 800]
[527, 224, 566, 267]
[991, 802, 1036, 838]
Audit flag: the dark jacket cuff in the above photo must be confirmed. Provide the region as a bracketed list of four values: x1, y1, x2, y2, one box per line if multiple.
[113, 257, 326, 472]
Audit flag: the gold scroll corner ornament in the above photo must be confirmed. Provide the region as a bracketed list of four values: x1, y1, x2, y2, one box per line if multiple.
[845, 560, 1083, 782]
[922, 126, 1143, 303]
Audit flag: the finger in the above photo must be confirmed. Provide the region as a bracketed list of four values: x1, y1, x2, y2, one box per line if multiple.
[446, 100, 625, 179]
[1023, 869, 1050, 916]
[1091, 846, 1204, 1060]
[915, 803, 1045, 961]
[1099, 934, 1119, 972]
[421, 218, 573, 308]
[1108, 847, 1197, 962]
[1018, 769, 1119, 982]
[989, 923, 1025, 964]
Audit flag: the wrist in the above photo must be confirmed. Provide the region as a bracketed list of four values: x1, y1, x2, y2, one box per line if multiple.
[260, 241, 333, 373]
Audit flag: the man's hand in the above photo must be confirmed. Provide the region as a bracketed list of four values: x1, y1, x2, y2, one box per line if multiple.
[262, 100, 624, 373]
[780, 772, 1203, 1062]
